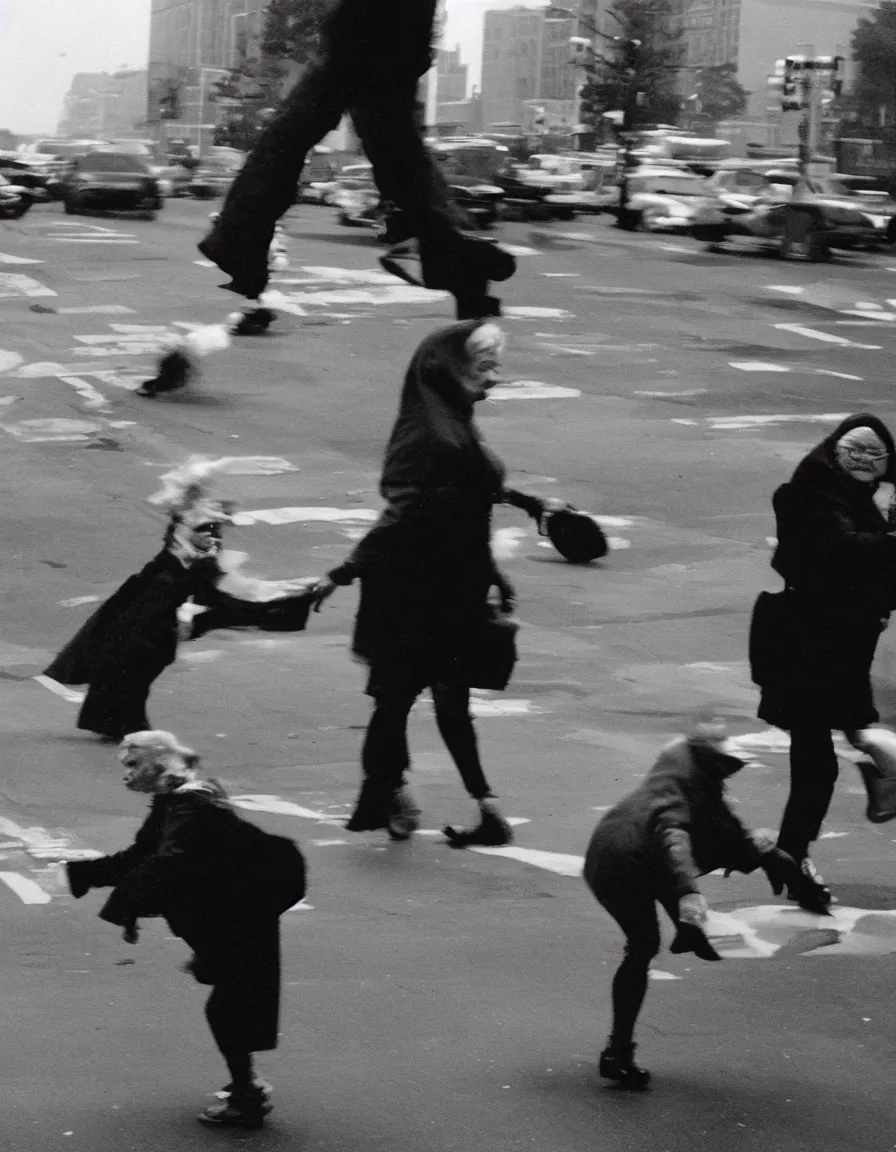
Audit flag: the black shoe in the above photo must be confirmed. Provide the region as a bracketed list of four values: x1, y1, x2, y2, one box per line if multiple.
[387, 787, 421, 841]
[599, 1042, 651, 1090]
[217, 1078, 273, 1103]
[198, 234, 269, 300]
[857, 759, 896, 824]
[444, 801, 513, 848]
[199, 1081, 272, 1127]
[230, 306, 276, 336]
[418, 232, 516, 289]
[137, 348, 193, 397]
[786, 857, 833, 914]
[346, 779, 393, 833]
[669, 922, 723, 962]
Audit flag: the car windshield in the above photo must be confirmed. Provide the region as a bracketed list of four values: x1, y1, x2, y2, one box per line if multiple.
[79, 153, 147, 173]
[107, 142, 153, 156]
[630, 175, 706, 195]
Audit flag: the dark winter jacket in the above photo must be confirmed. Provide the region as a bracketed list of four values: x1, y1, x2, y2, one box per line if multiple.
[758, 413, 896, 730]
[66, 782, 306, 941]
[328, 322, 511, 684]
[45, 549, 313, 687]
[584, 738, 765, 897]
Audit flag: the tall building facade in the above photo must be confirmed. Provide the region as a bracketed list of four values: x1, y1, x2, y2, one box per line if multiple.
[437, 45, 468, 103]
[480, 7, 577, 130]
[57, 71, 150, 138]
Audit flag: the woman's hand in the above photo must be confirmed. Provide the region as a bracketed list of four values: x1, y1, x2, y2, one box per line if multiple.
[537, 497, 576, 535]
[310, 577, 338, 613]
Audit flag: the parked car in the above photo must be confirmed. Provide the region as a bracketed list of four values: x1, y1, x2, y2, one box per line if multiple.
[704, 166, 777, 210]
[99, 140, 193, 197]
[0, 173, 33, 218]
[188, 158, 238, 199]
[618, 167, 713, 231]
[692, 191, 879, 260]
[60, 152, 163, 219]
[0, 152, 53, 200]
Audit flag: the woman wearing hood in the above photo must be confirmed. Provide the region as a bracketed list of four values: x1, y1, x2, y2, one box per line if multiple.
[313, 321, 553, 847]
[754, 413, 896, 908]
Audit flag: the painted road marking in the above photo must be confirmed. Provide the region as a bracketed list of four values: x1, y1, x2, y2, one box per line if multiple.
[0, 873, 52, 904]
[729, 361, 790, 372]
[2, 417, 105, 443]
[0, 252, 43, 264]
[503, 306, 574, 320]
[280, 285, 447, 307]
[471, 846, 583, 876]
[488, 379, 582, 400]
[47, 222, 137, 243]
[673, 413, 849, 431]
[59, 595, 101, 607]
[0, 273, 56, 298]
[33, 674, 86, 704]
[774, 323, 881, 350]
[58, 305, 135, 315]
[231, 506, 380, 527]
[814, 369, 864, 381]
[59, 376, 111, 411]
[0, 349, 23, 373]
[634, 388, 708, 398]
[767, 285, 805, 295]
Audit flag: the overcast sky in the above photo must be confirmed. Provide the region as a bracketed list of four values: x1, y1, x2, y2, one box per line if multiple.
[0, 0, 544, 135]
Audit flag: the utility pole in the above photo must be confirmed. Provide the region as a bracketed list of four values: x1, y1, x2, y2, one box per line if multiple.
[780, 51, 843, 194]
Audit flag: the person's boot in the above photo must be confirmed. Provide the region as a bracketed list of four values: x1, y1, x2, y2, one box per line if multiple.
[136, 348, 193, 397]
[198, 231, 270, 300]
[228, 305, 277, 336]
[198, 1081, 273, 1128]
[669, 923, 723, 961]
[599, 1041, 651, 1090]
[346, 778, 393, 832]
[215, 1077, 273, 1103]
[387, 786, 421, 841]
[857, 758, 896, 824]
[444, 798, 513, 848]
[786, 856, 833, 914]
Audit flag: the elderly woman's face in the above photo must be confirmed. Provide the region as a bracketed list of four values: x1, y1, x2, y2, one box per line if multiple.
[835, 427, 889, 485]
[119, 744, 167, 792]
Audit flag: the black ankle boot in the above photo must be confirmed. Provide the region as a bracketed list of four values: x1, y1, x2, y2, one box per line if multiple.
[198, 1081, 273, 1127]
[786, 857, 833, 914]
[858, 759, 896, 823]
[387, 786, 421, 841]
[230, 306, 276, 336]
[136, 348, 193, 397]
[599, 1042, 651, 1089]
[198, 233, 269, 300]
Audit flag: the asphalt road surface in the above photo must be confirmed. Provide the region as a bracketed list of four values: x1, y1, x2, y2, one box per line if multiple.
[2, 198, 896, 1152]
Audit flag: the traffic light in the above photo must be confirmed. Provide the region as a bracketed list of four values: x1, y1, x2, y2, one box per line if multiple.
[831, 54, 844, 98]
[781, 56, 805, 112]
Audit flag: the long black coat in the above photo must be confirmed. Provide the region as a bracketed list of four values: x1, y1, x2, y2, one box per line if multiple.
[584, 738, 765, 900]
[758, 413, 896, 731]
[67, 784, 306, 1053]
[329, 322, 509, 691]
[45, 549, 313, 688]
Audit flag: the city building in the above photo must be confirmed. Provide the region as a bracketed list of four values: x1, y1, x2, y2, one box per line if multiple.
[57, 70, 150, 138]
[480, 6, 577, 130]
[436, 45, 468, 104]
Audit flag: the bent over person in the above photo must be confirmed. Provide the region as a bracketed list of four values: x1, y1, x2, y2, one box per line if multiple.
[65, 731, 306, 1128]
[583, 712, 827, 1089]
[199, 0, 515, 321]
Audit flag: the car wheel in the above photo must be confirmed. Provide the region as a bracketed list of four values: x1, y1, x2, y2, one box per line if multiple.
[636, 210, 661, 232]
[616, 208, 638, 231]
[63, 196, 80, 215]
[887, 219, 896, 246]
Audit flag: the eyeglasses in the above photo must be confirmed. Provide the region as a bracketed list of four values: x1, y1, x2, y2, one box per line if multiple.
[842, 446, 888, 462]
[192, 522, 222, 534]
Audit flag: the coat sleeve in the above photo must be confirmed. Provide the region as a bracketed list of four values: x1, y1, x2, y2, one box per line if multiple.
[66, 803, 162, 897]
[327, 520, 397, 584]
[647, 780, 701, 897]
[500, 488, 545, 521]
[96, 798, 196, 925]
[774, 482, 896, 583]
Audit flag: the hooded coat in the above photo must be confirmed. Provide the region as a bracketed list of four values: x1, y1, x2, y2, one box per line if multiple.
[328, 322, 510, 690]
[67, 781, 306, 1053]
[758, 413, 896, 731]
[584, 738, 765, 899]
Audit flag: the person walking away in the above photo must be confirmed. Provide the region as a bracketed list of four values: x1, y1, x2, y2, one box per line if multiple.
[584, 711, 826, 1089]
[312, 321, 521, 846]
[753, 414, 896, 910]
[64, 731, 306, 1127]
[198, 0, 515, 323]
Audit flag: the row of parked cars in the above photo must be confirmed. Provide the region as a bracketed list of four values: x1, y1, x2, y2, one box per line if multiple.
[0, 139, 246, 220]
[615, 161, 896, 260]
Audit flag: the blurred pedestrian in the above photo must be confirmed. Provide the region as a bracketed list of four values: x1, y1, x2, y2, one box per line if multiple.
[753, 413, 896, 909]
[311, 321, 522, 846]
[65, 731, 306, 1127]
[583, 711, 824, 1089]
[198, 0, 515, 322]
[43, 457, 315, 740]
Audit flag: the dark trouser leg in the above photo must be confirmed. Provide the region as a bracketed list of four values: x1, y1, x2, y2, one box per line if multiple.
[431, 683, 493, 799]
[77, 676, 151, 738]
[348, 689, 419, 831]
[589, 881, 666, 1049]
[777, 723, 839, 861]
[200, 62, 348, 296]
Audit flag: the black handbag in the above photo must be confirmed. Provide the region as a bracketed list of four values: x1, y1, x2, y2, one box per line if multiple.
[748, 589, 792, 688]
[466, 605, 519, 691]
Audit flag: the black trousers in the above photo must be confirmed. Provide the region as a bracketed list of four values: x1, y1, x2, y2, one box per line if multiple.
[362, 683, 494, 800]
[77, 673, 153, 739]
[777, 723, 842, 862]
[587, 866, 679, 1048]
[210, 47, 461, 292]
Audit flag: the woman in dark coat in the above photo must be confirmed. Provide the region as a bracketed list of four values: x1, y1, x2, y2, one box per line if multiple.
[755, 413, 896, 906]
[584, 712, 818, 1089]
[43, 457, 314, 739]
[313, 321, 545, 846]
[65, 730, 306, 1128]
